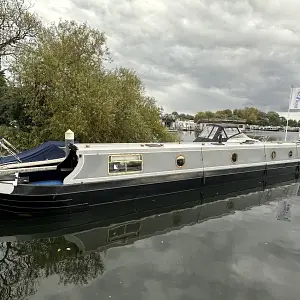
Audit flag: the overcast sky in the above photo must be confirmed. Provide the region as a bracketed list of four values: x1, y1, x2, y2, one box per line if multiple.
[30, 0, 300, 117]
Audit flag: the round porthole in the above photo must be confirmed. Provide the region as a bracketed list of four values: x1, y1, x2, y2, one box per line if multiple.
[231, 153, 238, 163]
[289, 150, 293, 158]
[176, 155, 185, 167]
[271, 151, 276, 160]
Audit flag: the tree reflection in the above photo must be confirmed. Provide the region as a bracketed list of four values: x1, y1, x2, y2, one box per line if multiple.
[0, 236, 105, 300]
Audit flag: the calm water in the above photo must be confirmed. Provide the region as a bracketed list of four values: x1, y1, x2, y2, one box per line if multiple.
[1, 184, 300, 300]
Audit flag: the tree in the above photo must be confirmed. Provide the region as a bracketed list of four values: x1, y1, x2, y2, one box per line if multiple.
[7, 20, 175, 147]
[222, 109, 233, 118]
[0, 70, 6, 105]
[280, 116, 287, 126]
[181, 107, 295, 128]
[176, 113, 194, 121]
[215, 110, 225, 119]
[233, 109, 244, 119]
[194, 112, 205, 122]
[288, 119, 298, 127]
[0, 85, 31, 129]
[215, 109, 232, 119]
[257, 111, 269, 126]
[267, 111, 281, 126]
[0, 70, 5, 90]
[0, 0, 40, 64]
[204, 111, 214, 120]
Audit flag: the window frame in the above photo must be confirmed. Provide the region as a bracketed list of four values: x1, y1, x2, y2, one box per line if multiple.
[198, 125, 214, 138]
[108, 153, 143, 175]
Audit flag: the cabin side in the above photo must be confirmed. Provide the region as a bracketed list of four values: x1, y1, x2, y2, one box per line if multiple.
[62, 142, 300, 185]
[63, 144, 204, 184]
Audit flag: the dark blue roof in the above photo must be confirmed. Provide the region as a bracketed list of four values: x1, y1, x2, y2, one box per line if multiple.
[0, 140, 68, 164]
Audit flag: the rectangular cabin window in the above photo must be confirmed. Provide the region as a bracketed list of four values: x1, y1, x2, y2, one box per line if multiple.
[108, 154, 143, 175]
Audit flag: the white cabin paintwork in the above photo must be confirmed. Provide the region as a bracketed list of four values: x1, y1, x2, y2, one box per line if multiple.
[0, 181, 15, 194]
[63, 142, 300, 185]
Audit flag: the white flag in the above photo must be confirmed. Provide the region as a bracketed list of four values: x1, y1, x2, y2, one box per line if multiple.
[289, 87, 300, 110]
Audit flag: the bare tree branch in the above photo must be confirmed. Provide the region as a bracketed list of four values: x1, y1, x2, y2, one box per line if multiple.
[0, 0, 40, 65]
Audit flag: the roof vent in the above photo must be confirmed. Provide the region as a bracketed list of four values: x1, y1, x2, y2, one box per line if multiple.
[142, 143, 164, 147]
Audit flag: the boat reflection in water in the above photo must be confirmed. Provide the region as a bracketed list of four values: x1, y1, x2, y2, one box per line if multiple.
[0, 182, 299, 300]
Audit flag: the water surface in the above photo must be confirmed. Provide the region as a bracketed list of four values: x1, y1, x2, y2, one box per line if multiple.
[1, 192, 300, 300]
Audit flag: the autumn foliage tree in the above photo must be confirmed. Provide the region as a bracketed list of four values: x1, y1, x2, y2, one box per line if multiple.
[0, 0, 40, 66]
[1, 19, 176, 148]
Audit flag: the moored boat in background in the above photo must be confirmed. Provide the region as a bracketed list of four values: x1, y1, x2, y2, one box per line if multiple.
[193, 123, 261, 143]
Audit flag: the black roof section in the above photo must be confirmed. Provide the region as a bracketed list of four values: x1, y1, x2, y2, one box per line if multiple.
[207, 123, 240, 128]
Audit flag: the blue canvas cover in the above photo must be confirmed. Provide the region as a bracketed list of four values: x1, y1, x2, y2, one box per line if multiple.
[0, 141, 67, 165]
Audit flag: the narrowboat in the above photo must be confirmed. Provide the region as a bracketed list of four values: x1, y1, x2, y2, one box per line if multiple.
[0, 123, 299, 219]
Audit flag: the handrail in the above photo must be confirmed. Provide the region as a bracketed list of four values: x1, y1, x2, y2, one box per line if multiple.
[0, 165, 57, 176]
[0, 137, 21, 163]
[0, 158, 64, 170]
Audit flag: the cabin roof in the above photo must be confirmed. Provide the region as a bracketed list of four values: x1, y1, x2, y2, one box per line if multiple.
[207, 123, 240, 128]
[73, 142, 201, 151]
[71, 141, 294, 154]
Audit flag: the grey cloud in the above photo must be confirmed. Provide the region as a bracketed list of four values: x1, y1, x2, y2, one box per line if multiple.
[33, 0, 300, 113]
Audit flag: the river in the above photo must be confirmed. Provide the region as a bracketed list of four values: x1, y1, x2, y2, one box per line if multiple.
[1, 188, 300, 300]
